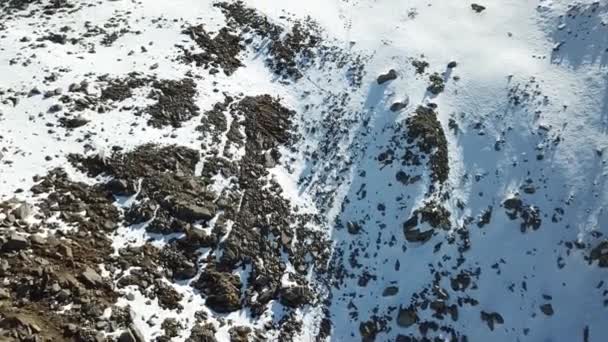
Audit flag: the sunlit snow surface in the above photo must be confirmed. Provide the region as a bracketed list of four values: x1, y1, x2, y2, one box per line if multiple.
[1, 0, 607, 341]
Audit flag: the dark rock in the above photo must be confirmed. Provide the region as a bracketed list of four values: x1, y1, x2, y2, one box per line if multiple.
[186, 323, 217, 342]
[590, 241, 608, 267]
[145, 78, 200, 128]
[471, 4, 486, 13]
[193, 268, 242, 313]
[172, 202, 215, 222]
[377, 69, 398, 84]
[60, 116, 89, 129]
[540, 303, 554, 316]
[405, 106, 449, 183]
[427, 73, 445, 95]
[397, 306, 418, 327]
[390, 99, 409, 112]
[347, 221, 361, 234]
[359, 320, 379, 342]
[279, 286, 312, 308]
[80, 266, 104, 287]
[404, 228, 433, 243]
[2, 233, 30, 252]
[480, 311, 504, 331]
[48, 104, 63, 113]
[382, 286, 399, 297]
[13, 202, 33, 219]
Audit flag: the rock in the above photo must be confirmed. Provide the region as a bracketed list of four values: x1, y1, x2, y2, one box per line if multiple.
[118, 324, 145, 342]
[382, 286, 399, 297]
[377, 69, 398, 85]
[193, 268, 242, 313]
[28, 87, 41, 97]
[540, 303, 554, 316]
[471, 4, 486, 13]
[65, 323, 78, 335]
[173, 202, 215, 222]
[2, 233, 30, 252]
[390, 99, 409, 112]
[427, 73, 445, 95]
[13, 202, 32, 219]
[59, 244, 73, 258]
[480, 311, 504, 331]
[590, 241, 608, 267]
[447, 61, 458, 68]
[404, 228, 433, 243]
[129, 324, 146, 342]
[347, 221, 361, 234]
[279, 285, 312, 308]
[359, 320, 379, 342]
[186, 323, 217, 342]
[80, 266, 104, 287]
[29, 234, 46, 245]
[0, 288, 10, 299]
[60, 116, 89, 129]
[229, 326, 251, 342]
[263, 151, 277, 168]
[48, 104, 63, 113]
[397, 306, 418, 327]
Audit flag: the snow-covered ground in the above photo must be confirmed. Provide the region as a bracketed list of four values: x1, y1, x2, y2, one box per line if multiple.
[1, 0, 607, 341]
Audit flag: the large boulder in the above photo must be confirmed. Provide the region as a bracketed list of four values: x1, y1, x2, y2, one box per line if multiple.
[193, 268, 242, 313]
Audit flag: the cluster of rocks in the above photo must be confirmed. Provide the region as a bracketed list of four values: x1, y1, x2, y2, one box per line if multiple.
[404, 105, 450, 184]
[0, 180, 145, 341]
[215, 1, 322, 80]
[180, 24, 244, 75]
[196, 95, 330, 325]
[403, 200, 451, 243]
[502, 195, 542, 232]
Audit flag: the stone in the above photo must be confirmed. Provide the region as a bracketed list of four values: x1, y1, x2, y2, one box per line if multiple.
[390, 99, 409, 112]
[2, 233, 30, 252]
[397, 307, 418, 327]
[382, 286, 399, 297]
[480, 311, 504, 331]
[118, 330, 137, 342]
[29, 234, 46, 245]
[279, 286, 312, 308]
[13, 202, 32, 219]
[173, 202, 214, 222]
[0, 288, 10, 299]
[347, 221, 361, 234]
[61, 116, 89, 129]
[80, 266, 104, 287]
[377, 69, 398, 85]
[59, 244, 73, 258]
[540, 303, 554, 316]
[471, 3, 486, 13]
[48, 104, 63, 113]
[404, 228, 433, 243]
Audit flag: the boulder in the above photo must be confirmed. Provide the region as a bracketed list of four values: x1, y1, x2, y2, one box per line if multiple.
[540, 303, 554, 316]
[173, 201, 215, 222]
[377, 69, 398, 85]
[13, 202, 33, 219]
[279, 285, 312, 308]
[397, 306, 418, 327]
[80, 266, 104, 287]
[2, 233, 30, 252]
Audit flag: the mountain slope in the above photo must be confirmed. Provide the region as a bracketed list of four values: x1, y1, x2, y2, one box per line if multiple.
[0, 0, 607, 341]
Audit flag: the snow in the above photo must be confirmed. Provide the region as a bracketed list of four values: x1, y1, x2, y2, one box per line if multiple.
[1, 0, 608, 341]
